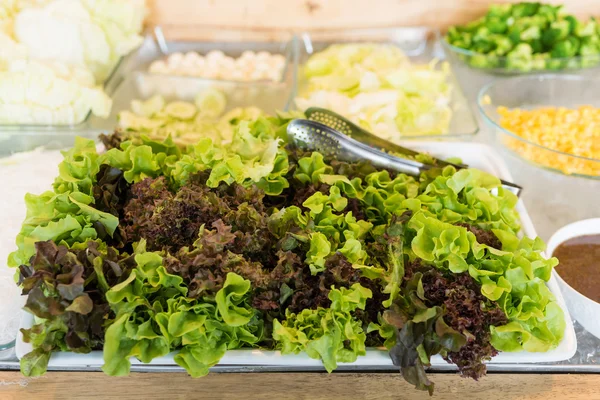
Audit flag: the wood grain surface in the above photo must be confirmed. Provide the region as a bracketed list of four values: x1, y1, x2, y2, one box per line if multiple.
[148, 0, 599, 40]
[0, 372, 599, 400]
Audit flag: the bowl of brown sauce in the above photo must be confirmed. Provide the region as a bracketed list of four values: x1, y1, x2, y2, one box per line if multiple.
[547, 218, 600, 339]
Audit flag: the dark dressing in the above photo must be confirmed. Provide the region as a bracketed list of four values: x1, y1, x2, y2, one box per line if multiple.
[553, 234, 600, 303]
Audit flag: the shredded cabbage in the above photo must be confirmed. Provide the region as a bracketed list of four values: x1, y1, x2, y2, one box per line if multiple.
[295, 44, 453, 140]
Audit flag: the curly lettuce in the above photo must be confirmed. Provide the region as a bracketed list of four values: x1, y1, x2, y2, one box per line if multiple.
[19, 240, 136, 376]
[321, 165, 520, 232]
[269, 180, 372, 275]
[9, 116, 292, 267]
[169, 117, 289, 195]
[406, 211, 564, 352]
[103, 246, 263, 377]
[273, 283, 372, 371]
[8, 138, 118, 267]
[11, 115, 566, 394]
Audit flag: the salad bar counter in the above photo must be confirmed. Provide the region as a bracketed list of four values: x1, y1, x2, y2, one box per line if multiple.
[0, 1, 599, 399]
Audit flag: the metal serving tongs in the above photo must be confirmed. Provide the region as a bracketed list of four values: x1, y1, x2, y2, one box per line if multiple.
[304, 107, 470, 170]
[287, 107, 522, 196]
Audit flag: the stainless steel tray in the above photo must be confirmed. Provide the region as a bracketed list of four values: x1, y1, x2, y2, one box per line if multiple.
[108, 27, 296, 115]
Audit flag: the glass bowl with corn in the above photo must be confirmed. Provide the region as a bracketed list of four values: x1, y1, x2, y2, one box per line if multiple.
[478, 75, 600, 178]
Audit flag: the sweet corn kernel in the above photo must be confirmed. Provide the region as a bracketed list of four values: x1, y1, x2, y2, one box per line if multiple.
[497, 106, 600, 176]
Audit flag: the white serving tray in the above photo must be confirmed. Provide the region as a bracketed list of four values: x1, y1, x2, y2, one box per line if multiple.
[16, 141, 577, 370]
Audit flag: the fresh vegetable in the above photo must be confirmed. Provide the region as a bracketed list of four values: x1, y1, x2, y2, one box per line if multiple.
[497, 105, 600, 176]
[446, 2, 600, 71]
[194, 88, 227, 118]
[273, 283, 372, 372]
[0, 58, 112, 125]
[13, 0, 146, 82]
[115, 92, 291, 148]
[102, 249, 263, 378]
[295, 44, 453, 140]
[18, 240, 135, 376]
[0, 0, 146, 125]
[12, 113, 565, 394]
[116, 92, 265, 147]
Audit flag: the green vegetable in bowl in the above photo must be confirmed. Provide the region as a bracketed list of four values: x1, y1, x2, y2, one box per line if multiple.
[446, 2, 600, 71]
[506, 43, 533, 71]
[489, 35, 513, 55]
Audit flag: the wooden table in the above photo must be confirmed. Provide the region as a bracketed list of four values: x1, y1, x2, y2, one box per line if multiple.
[0, 372, 599, 399]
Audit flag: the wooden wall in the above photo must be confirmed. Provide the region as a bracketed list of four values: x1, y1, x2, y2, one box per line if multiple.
[148, 0, 599, 40]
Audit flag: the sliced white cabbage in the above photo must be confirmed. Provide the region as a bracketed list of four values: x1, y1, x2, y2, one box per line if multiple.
[296, 43, 453, 140]
[0, 0, 146, 125]
[13, 0, 146, 82]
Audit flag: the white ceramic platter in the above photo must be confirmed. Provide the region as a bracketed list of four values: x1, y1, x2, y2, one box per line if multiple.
[16, 141, 577, 370]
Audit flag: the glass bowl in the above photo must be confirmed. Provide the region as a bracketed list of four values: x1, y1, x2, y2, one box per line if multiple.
[443, 38, 600, 75]
[478, 74, 600, 178]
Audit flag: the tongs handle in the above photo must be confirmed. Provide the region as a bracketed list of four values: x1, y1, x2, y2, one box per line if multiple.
[498, 180, 522, 196]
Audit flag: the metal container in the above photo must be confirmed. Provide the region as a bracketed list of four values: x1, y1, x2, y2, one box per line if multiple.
[290, 27, 479, 140]
[109, 27, 296, 115]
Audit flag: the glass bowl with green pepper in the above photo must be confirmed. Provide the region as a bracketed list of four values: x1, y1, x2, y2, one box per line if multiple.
[442, 2, 600, 74]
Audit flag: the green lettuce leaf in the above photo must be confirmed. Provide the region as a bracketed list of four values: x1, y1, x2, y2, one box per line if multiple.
[18, 241, 137, 376]
[404, 210, 564, 353]
[8, 138, 122, 268]
[215, 273, 254, 326]
[103, 247, 263, 378]
[169, 118, 289, 195]
[273, 283, 372, 372]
